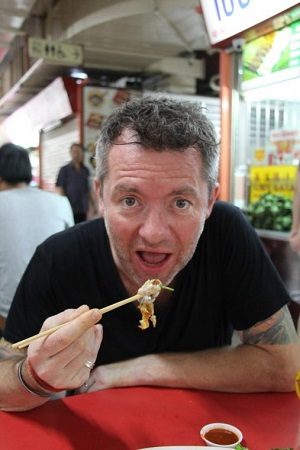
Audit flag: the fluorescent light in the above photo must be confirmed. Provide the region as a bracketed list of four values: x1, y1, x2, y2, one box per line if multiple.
[70, 70, 88, 79]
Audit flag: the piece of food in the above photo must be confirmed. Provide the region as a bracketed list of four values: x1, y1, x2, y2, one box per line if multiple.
[137, 279, 162, 299]
[136, 279, 173, 330]
[138, 301, 157, 330]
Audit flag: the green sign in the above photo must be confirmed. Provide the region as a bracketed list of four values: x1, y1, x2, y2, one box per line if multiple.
[243, 20, 300, 81]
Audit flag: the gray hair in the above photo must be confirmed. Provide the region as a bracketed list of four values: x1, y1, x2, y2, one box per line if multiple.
[96, 96, 219, 192]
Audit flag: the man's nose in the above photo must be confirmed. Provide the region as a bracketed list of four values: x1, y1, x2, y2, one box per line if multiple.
[138, 208, 170, 244]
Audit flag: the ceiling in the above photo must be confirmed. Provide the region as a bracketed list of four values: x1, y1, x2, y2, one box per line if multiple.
[0, 0, 36, 63]
[0, 0, 213, 121]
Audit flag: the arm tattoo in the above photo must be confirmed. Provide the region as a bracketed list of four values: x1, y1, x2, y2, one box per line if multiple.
[242, 305, 298, 345]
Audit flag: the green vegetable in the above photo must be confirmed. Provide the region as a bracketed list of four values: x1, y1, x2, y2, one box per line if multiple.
[235, 444, 249, 450]
[243, 193, 292, 231]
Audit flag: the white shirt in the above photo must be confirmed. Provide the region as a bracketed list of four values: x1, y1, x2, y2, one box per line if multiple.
[0, 186, 74, 318]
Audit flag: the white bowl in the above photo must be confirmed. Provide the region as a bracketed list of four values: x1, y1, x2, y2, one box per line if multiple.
[200, 422, 243, 448]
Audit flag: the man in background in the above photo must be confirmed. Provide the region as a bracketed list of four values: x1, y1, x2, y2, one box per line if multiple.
[56, 142, 98, 223]
[0, 143, 74, 333]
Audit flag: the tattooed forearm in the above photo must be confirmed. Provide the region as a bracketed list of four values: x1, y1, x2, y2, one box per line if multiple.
[242, 306, 298, 345]
[0, 338, 25, 362]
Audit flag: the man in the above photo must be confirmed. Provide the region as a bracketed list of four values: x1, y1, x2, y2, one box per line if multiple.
[1, 97, 299, 412]
[56, 143, 98, 223]
[0, 143, 74, 334]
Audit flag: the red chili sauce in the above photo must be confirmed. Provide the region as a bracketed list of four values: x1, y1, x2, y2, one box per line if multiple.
[204, 428, 238, 445]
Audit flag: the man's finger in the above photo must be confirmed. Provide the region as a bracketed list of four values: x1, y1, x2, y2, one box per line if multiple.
[32, 308, 102, 355]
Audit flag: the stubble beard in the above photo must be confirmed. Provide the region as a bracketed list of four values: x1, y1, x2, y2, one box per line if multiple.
[104, 217, 205, 294]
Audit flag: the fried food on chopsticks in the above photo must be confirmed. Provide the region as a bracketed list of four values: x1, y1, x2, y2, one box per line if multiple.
[136, 279, 173, 330]
[138, 301, 157, 330]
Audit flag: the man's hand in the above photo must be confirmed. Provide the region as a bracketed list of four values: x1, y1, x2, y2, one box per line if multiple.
[25, 305, 103, 393]
[78, 357, 146, 394]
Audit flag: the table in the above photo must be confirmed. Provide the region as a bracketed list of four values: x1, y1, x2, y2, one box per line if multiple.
[1, 387, 299, 449]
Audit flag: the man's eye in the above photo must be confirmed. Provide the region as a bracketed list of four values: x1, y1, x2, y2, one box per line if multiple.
[175, 199, 190, 209]
[122, 197, 136, 207]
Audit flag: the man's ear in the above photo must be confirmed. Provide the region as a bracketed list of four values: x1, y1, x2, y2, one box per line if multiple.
[206, 183, 220, 219]
[94, 179, 101, 196]
[94, 179, 104, 213]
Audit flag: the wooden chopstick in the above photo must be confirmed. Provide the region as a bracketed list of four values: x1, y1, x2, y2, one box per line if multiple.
[11, 293, 143, 349]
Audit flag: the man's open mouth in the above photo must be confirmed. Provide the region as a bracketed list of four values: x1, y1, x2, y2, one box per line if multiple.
[137, 251, 170, 265]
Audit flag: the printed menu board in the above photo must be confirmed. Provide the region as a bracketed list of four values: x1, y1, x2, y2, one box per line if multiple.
[249, 165, 297, 203]
[82, 87, 140, 174]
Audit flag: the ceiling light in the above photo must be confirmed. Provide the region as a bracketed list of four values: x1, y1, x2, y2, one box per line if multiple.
[70, 70, 88, 80]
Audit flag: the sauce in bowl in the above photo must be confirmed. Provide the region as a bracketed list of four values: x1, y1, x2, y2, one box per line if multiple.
[204, 427, 239, 445]
[200, 422, 243, 448]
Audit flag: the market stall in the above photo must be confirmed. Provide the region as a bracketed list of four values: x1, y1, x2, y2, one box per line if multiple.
[201, 2, 300, 324]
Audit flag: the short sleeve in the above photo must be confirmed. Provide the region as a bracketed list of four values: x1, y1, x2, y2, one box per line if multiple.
[214, 204, 291, 330]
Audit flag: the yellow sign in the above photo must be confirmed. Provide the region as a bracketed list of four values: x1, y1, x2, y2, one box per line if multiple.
[28, 37, 83, 65]
[249, 165, 297, 203]
[254, 148, 265, 162]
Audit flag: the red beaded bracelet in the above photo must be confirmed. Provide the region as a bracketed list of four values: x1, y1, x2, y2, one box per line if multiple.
[27, 359, 62, 393]
[17, 359, 51, 398]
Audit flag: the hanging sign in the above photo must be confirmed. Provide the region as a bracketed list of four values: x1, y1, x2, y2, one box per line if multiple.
[200, 0, 299, 44]
[243, 20, 300, 80]
[82, 86, 138, 174]
[28, 37, 83, 65]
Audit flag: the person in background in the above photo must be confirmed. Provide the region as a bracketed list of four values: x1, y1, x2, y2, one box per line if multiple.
[290, 164, 300, 253]
[0, 143, 74, 334]
[56, 142, 98, 223]
[0, 97, 299, 412]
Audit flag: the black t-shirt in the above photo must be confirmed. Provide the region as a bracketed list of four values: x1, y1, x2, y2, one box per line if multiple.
[4, 202, 291, 366]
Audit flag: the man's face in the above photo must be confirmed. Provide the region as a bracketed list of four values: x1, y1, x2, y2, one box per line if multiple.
[70, 145, 83, 164]
[96, 132, 219, 294]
